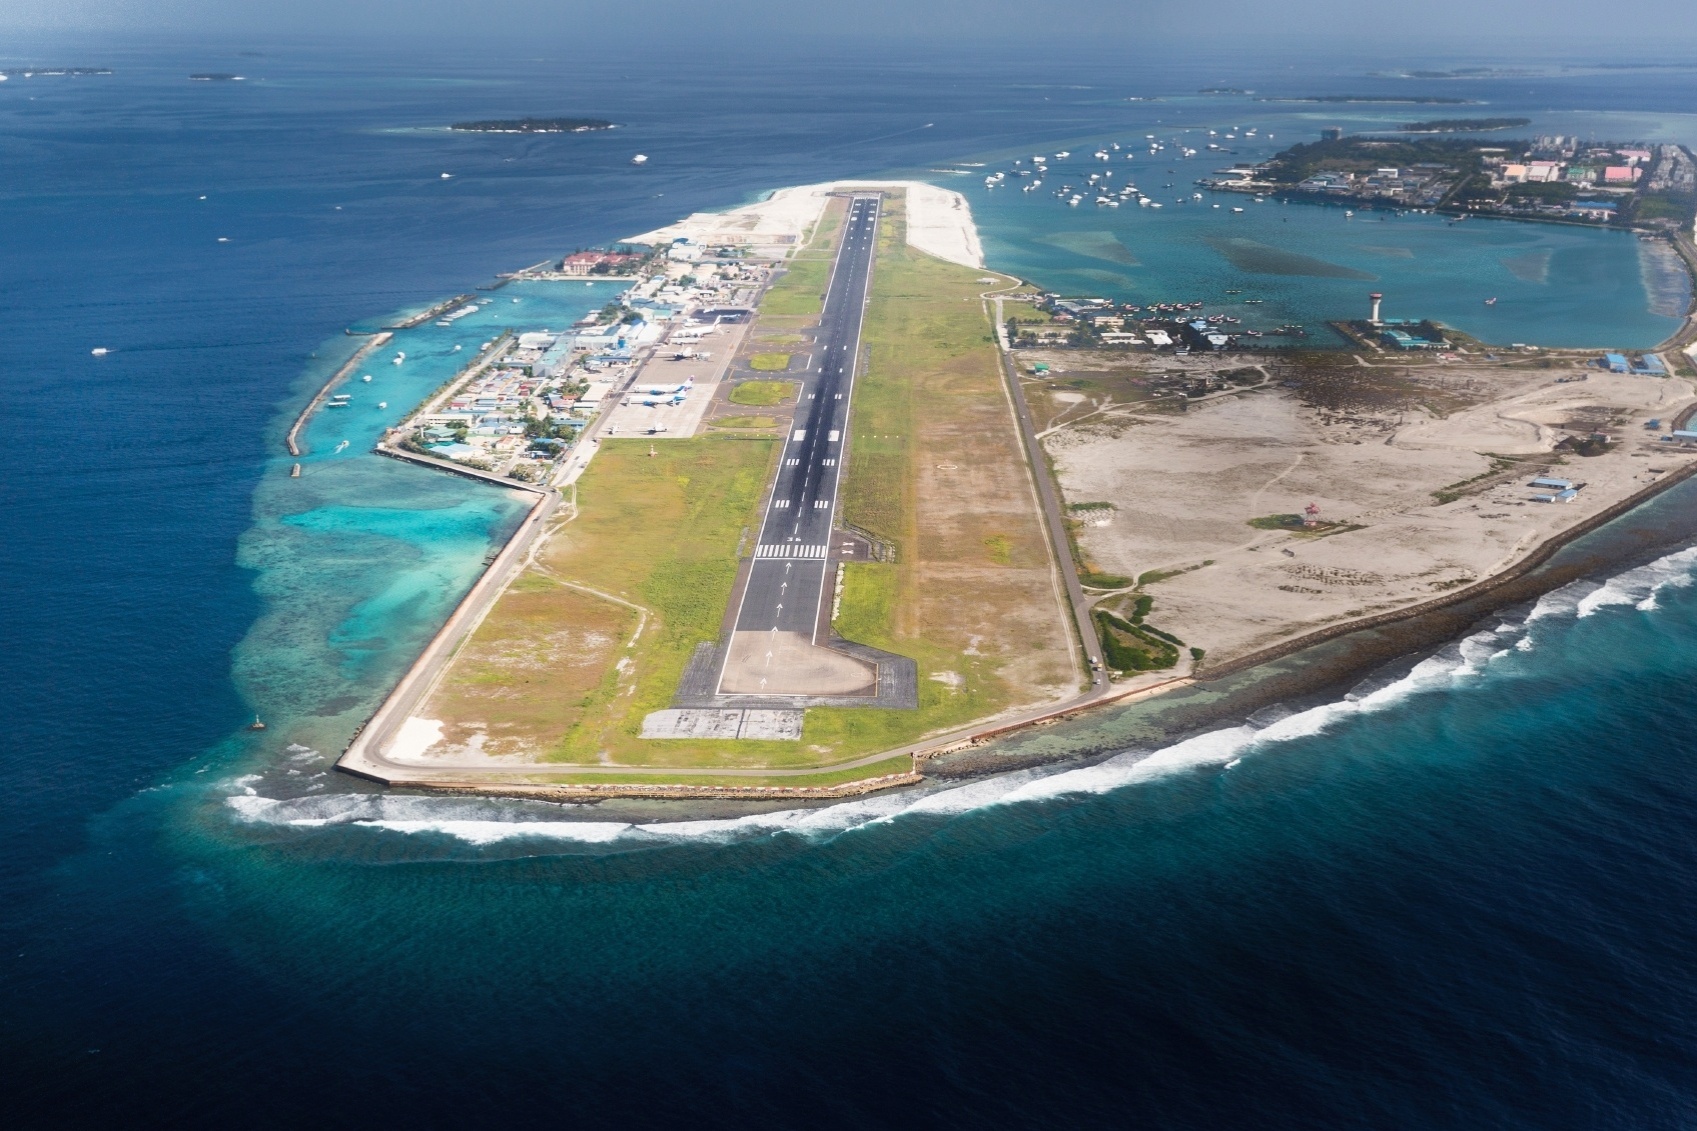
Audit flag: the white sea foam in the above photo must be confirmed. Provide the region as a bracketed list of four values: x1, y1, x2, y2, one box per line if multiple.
[1577, 546, 1697, 618]
[223, 542, 1697, 849]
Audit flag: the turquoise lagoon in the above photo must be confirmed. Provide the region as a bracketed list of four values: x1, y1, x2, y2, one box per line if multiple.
[229, 279, 611, 764]
[940, 100, 1689, 348]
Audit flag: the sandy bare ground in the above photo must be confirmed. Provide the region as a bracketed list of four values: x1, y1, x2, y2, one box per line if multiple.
[719, 630, 877, 695]
[1034, 349, 1697, 664]
[625, 181, 983, 269]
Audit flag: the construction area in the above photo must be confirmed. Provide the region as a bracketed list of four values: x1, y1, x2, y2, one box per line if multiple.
[1024, 341, 1697, 667]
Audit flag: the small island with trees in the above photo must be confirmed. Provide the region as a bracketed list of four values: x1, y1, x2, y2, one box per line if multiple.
[449, 117, 616, 133]
[1260, 95, 1479, 105]
[1399, 117, 1531, 133]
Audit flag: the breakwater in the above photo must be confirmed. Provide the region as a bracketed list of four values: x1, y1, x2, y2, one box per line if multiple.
[285, 332, 392, 457]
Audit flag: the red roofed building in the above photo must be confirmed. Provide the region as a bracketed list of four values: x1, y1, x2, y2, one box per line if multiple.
[560, 250, 645, 276]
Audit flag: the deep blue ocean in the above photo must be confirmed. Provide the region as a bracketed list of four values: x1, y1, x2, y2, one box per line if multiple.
[7, 35, 1697, 1126]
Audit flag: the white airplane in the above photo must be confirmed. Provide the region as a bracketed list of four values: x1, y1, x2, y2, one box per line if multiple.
[640, 377, 693, 396]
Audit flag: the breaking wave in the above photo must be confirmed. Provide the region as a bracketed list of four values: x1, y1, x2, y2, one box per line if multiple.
[221, 544, 1697, 851]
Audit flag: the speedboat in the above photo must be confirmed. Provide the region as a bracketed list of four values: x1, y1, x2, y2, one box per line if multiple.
[361, 374, 372, 382]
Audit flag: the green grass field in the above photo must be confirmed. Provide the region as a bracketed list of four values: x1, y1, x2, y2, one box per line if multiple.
[729, 379, 796, 406]
[711, 414, 778, 430]
[748, 353, 793, 372]
[415, 191, 1069, 787]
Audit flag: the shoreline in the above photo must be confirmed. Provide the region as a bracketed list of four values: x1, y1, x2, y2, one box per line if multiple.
[327, 182, 1697, 806]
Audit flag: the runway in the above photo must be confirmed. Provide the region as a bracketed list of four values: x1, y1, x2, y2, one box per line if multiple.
[717, 194, 882, 696]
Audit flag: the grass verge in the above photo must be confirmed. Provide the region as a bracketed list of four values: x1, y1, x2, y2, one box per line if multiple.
[729, 379, 796, 406]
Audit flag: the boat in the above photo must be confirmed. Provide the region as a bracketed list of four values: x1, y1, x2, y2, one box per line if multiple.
[1231, 207, 1244, 213]
[248, 716, 266, 731]
[1053, 151, 1070, 158]
[377, 401, 387, 409]
[361, 374, 372, 382]
[452, 344, 462, 352]
[290, 462, 301, 478]
[1484, 297, 1498, 306]
[440, 172, 452, 179]
[90, 347, 109, 356]
[334, 440, 349, 453]
[1344, 210, 1354, 218]
[631, 154, 648, 164]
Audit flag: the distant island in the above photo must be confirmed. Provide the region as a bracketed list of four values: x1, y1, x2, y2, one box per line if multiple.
[1369, 68, 1532, 79]
[0, 67, 112, 77]
[1260, 95, 1479, 105]
[1400, 117, 1531, 133]
[449, 118, 616, 133]
[190, 73, 246, 81]
[1200, 132, 1697, 231]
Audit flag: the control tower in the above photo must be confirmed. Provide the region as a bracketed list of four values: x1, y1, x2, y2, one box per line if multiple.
[1368, 292, 1383, 324]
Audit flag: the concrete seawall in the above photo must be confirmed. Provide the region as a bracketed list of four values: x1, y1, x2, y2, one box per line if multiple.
[336, 476, 556, 783]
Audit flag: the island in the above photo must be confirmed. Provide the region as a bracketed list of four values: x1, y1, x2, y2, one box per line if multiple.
[1259, 95, 1480, 105]
[327, 166, 1697, 804]
[0, 67, 113, 77]
[449, 117, 616, 133]
[1202, 131, 1697, 231]
[1399, 117, 1531, 133]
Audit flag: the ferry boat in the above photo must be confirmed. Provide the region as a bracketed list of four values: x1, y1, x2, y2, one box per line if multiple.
[90, 347, 109, 356]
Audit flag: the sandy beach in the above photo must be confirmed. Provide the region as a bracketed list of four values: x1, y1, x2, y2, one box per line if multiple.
[625, 179, 983, 268]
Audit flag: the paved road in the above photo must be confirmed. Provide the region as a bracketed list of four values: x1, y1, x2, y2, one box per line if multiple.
[994, 296, 1108, 685]
[716, 194, 882, 691]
